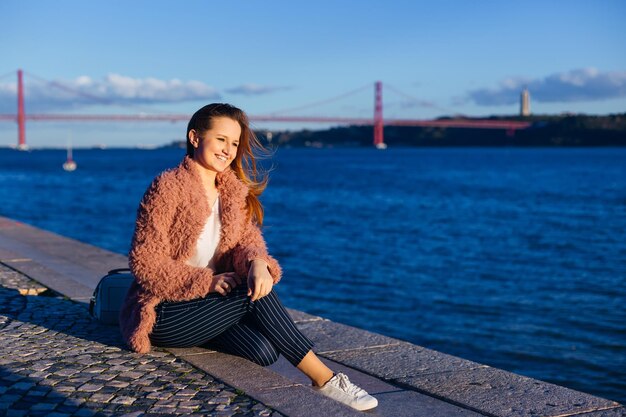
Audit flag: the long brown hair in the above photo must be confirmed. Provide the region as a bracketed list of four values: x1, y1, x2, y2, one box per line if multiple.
[186, 103, 270, 225]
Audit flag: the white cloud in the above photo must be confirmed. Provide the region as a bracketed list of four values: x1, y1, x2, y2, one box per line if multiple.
[0, 74, 221, 112]
[75, 76, 92, 86]
[468, 68, 626, 106]
[226, 83, 292, 96]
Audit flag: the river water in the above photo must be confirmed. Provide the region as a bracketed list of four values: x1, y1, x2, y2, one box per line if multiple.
[1, 146, 624, 402]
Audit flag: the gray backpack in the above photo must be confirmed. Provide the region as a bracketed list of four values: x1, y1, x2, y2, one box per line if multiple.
[89, 268, 134, 325]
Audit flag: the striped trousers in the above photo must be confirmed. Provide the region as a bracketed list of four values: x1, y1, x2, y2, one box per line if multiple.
[149, 282, 314, 367]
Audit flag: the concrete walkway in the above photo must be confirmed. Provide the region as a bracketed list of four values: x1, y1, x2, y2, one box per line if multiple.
[0, 215, 623, 417]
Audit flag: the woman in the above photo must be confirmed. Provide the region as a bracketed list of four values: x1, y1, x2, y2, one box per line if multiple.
[119, 103, 377, 411]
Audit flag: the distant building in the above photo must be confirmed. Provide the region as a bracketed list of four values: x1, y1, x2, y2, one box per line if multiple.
[520, 88, 531, 116]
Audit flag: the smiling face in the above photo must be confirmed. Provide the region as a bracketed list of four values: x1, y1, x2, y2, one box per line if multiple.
[188, 116, 241, 174]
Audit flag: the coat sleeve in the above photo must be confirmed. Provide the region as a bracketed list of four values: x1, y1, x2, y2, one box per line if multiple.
[128, 174, 215, 301]
[232, 217, 283, 284]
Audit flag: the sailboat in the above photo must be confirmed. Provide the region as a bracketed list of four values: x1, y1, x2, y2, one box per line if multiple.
[62, 135, 77, 172]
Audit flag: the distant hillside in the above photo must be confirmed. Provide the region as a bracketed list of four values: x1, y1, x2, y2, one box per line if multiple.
[271, 113, 626, 147]
[162, 113, 626, 148]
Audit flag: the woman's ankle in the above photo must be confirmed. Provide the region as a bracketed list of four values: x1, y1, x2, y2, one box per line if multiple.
[312, 372, 335, 387]
[296, 350, 335, 387]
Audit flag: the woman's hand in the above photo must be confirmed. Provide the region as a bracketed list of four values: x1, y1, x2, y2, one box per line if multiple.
[247, 259, 273, 301]
[210, 272, 241, 296]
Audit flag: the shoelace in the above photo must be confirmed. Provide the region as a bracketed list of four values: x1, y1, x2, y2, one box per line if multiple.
[334, 373, 366, 397]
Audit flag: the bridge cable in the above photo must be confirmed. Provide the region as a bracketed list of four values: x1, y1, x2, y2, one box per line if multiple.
[385, 83, 462, 117]
[0, 71, 17, 82]
[267, 83, 371, 115]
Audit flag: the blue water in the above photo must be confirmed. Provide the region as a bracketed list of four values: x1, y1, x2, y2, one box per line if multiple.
[1, 146, 625, 402]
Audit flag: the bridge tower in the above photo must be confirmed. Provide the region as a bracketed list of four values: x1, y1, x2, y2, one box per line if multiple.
[373, 81, 385, 148]
[17, 69, 27, 150]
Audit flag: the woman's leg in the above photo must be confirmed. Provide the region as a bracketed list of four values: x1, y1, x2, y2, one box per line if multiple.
[248, 290, 377, 410]
[205, 319, 279, 367]
[151, 283, 377, 410]
[149, 282, 315, 368]
[211, 323, 333, 386]
[296, 350, 334, 387]
[149, 284, 251, 347]
[246, 289, 314, 366]
[244, 289, 334, 385]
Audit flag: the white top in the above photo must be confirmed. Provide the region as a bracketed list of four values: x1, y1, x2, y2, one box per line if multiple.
[185, 194, 222, 269]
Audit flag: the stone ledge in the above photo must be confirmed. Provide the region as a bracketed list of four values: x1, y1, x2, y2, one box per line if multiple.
[567, 408, 626, 417]
[395, 367, 620, 417]
[296, 320, 621, 417]
[319, 341, 485, 378]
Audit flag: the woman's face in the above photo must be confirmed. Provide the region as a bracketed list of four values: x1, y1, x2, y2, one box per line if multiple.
[189, 116, 241, 173]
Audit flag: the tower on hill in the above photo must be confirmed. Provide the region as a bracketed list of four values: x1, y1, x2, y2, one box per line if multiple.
[520, 88, 531, 116]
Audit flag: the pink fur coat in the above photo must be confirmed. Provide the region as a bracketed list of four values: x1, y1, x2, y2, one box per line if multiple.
[119, 156, 282, 353]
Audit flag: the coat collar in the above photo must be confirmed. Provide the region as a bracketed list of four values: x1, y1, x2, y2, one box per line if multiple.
[180, 155, 249, 203]
[179, 155, 249, 253]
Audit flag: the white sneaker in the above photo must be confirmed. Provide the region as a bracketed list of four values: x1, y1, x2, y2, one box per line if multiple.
[314, 372, 378, 411]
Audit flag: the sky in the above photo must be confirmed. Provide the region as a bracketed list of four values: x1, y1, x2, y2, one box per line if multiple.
[1, 0, 625, 148]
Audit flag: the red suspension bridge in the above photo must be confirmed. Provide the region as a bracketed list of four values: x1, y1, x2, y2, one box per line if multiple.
[0, 69, 531, 149]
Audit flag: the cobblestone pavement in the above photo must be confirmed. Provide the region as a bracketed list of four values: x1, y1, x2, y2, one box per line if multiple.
[0, 263, 284, 417]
